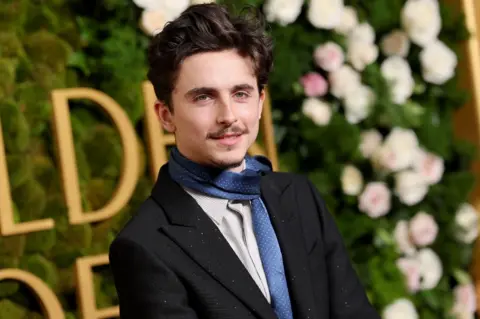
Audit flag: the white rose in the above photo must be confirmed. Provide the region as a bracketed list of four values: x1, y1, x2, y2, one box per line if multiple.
[302, 98, 332, 126]
[358, 182, 391, 218]
[343, 85, 375, 124]
[134, 0, 163, 10]
[136, 0, 190, 20]
[190, 0, 216, 4]
[454, 203, 479, 244]
[380, 56, 414, 104]
[394, 170, 429, 206]
[347, 40, 379, 71]
[140, 9, 167, 36]
[348, 22, 375, 44]
[381, 57, 413, 81]
[412, 148, 444, 185]
[328, 64, 361, 98]
[394, 221, 416, 256]
[390, 77, 414, 105]
[341, 165, 363, 196]
[264, 0, 303, 26]
[397, 257, 421, 293]
[409, 211, 438, 246]
[313, 42, 345, 72]
[383, 299, 418, 319]
[381, 30, 410, 57]
[374, 128, 419, 172]
[420, 40, 458, 85]
[334, 6, 358, 35]
[359, 129, 382, 158]
[417, 248, 442, 290]
[401, 0, 441, 47]
[307, 0, 344, 30]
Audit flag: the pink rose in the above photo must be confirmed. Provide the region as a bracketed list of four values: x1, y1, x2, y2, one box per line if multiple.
[452, 284, 476, 316]
[413, 148, 444, 185]
[300, 72, 328, 97]
[396, 257, 421, 293]
[358, 182, 391, 218]
[394, 220, 416, 256]
[409, 212, 438, 246]
[314, 42, 345, 72]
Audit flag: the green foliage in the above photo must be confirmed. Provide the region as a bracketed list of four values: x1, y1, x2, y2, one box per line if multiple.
[11, 180, 46, 222]
[0, 100, 30, 153]
[0, 299, 28, 319]
[0, 0, 149, 316]
[15, 82, 52, 135]
[82, 124, 123, 179]
[0, 0, 28, 32]
[19, 254, 58, 290]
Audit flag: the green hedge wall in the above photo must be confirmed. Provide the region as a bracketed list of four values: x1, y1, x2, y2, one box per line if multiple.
[0, 0, 151, 317]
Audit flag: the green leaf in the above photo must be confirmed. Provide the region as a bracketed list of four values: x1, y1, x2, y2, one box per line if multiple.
[452, 269, 472, 285]
[67, 51, 90, 75]
[420, 290, 440, 310]
[442, 172, 475, 205]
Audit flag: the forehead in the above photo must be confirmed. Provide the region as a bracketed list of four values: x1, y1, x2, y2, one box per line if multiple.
[174, 50, 257, 91]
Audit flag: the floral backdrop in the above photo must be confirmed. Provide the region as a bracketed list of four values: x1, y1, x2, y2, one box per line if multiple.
[0, 0, 478, 318]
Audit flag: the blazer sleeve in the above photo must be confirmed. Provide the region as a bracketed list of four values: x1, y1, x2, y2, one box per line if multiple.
[109, 237, 199, 319]
[305, 179, 381, 319]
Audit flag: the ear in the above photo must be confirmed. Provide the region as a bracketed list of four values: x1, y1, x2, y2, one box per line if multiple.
[154, 100, 175, 133]
[258, 88, 266, 119]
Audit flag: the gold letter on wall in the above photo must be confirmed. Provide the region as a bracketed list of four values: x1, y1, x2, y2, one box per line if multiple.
[51, 88, 140, 225]
[0, 121, 55, 236]
[0, 269, 64, 318]
[75, 254, 118, 319]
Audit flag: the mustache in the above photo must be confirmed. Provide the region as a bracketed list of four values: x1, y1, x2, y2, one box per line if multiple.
[207, 126, 248, 139]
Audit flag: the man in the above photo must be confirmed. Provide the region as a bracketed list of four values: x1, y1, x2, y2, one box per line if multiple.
[109, 3, 380, 319]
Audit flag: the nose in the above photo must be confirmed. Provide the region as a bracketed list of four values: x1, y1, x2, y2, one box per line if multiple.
[216, 99, 237, 125]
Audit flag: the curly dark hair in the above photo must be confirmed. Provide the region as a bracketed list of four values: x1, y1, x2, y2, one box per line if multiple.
[146, 3, 274, 110]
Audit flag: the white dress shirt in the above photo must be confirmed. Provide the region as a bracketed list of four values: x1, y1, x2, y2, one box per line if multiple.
[184, 187, 272, 303]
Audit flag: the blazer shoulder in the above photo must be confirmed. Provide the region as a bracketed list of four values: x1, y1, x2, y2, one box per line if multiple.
[265, 171, 311, 189]
[110, 197, 167, 248]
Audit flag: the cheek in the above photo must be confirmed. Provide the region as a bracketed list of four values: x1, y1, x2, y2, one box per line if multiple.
[177, 109, 213, 135]
[238, 103, 261, 124]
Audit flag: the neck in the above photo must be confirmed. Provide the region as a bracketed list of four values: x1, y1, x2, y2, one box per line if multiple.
[227, 159, 246, 173]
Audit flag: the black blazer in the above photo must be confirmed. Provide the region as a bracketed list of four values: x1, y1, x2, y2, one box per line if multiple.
[109, 164, 380, 319]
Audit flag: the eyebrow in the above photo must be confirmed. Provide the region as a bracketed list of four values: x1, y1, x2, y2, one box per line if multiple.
[185, 84, 256, 99]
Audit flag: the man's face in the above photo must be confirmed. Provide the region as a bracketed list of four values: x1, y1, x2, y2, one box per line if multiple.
[156, 49, 265, 172]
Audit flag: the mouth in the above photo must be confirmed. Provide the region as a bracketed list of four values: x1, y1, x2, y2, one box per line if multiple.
[211, 133, 243, 146]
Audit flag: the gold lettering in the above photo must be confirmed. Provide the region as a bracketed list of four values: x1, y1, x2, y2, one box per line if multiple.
[455, 0, 480, 308]
[50, 88, 140, 225]
[0, 121, 54, 236]
[75, 254, 118, 319]
[0, 269, 64, 318]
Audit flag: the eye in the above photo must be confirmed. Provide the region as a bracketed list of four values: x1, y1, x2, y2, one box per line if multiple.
[193, 94, 211, 102]
[234, 91, 250, 99]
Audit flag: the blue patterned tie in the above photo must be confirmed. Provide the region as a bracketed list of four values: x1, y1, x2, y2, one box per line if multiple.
[168, 147, 294, 319]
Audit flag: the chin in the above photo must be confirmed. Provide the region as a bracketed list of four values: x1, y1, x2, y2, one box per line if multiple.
[209, 148, 247, 170]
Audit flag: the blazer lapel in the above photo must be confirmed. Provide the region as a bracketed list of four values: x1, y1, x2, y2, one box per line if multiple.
[151, 165, 277, 319]
[260, 174, 317, 318]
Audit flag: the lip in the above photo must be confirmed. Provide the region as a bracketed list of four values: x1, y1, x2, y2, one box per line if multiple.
[213, 134, 242, 146]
